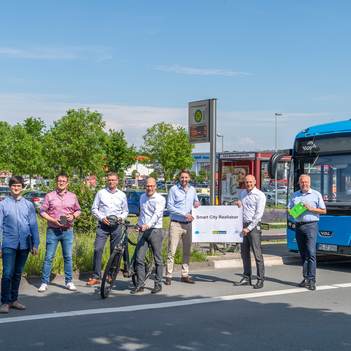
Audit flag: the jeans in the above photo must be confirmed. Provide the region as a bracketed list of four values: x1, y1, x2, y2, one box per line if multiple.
[93, 222, 122, 280]
[135, 228, 163, 288]
[1, 246, 29, 305]
[296, 221, 318, 282]
[42, 227, 74, 285]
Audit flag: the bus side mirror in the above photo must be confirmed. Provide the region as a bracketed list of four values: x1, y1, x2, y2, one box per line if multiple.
[268, 149, 293, 179]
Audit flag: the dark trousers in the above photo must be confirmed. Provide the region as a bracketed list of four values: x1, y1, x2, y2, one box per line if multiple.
[296, 222, 318, 282]
[240, 223, 264, 281]
[1, 246, 29, 305]
[93, 222, 122, 279]
[135, 228, 163, 288]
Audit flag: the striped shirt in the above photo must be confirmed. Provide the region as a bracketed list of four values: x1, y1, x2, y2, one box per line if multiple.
[288, 188, 326, 222]
[167, 183, 199, 222]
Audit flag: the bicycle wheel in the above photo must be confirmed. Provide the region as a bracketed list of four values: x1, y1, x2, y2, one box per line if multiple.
[101, 249, 123, 299]
[215, 242, 234, 253]
[131, 244, 155, 287]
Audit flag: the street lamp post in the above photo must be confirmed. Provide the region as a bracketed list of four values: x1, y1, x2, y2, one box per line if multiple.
[275, 113, 282, 206]
[217, 133, 224, 152]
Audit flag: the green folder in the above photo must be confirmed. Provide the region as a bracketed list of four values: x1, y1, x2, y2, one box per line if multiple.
[289, 201, 308, 219]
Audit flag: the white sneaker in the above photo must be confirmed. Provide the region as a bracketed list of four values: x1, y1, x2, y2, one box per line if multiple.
[66, 282, 77, 291]
[38, 283, 48, 292]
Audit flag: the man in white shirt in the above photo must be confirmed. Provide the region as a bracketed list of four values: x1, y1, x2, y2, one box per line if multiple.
[235, 175, 266, 289]
[87, 172, 129, 285]
[131, 177, 165, 294]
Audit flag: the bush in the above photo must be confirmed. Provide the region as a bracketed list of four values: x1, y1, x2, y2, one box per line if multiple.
[149, 171, 158, 181]
[0, 216, 208, 277]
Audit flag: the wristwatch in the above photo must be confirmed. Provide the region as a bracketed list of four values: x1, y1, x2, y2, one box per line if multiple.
[73, 214, 76, 220]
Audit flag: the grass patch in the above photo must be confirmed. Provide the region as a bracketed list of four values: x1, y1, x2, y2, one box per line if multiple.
[0, 215, 207, 278]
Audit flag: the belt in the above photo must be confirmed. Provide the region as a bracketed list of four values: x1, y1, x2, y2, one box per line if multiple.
[171, 219, 190, 225]
[296, 221, 318, 225]
[48, 226, 72, 231]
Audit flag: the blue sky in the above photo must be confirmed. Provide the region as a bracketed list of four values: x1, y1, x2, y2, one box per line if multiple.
[1, 0, 350, 154]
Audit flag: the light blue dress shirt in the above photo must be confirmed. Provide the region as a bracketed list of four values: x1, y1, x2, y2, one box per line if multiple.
[288, 188, 326, 222]
[167, 183, 199, 222]
[139, 192, 165, 229]
[0, 195, 40, 250]
[91, 187, 129, 222]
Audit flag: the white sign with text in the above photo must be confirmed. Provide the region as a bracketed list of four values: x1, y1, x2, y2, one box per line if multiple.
[192, 206, 243, 243]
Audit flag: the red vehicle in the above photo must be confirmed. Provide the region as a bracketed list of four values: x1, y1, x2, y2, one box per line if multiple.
[218, 152, 291, 205]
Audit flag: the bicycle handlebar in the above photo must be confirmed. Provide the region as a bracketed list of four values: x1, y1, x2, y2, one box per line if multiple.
[119, 220, 140, 230]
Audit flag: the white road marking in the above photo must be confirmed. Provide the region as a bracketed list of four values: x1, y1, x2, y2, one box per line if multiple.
[1, 284, 350, 324]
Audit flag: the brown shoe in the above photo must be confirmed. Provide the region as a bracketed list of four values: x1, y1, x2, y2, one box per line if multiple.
[164, 277, 171, 285]
[0, 304, 9, 313]
[86, 278, 100, 285]
[10, 301, 26, 310]
[181, 276, 195, 284]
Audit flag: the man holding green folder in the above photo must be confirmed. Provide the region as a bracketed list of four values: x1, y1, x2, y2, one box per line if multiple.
[287, 174, 326, 291]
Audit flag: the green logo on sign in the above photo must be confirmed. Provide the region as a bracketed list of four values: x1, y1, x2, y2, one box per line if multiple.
[194, 110, 202, 123]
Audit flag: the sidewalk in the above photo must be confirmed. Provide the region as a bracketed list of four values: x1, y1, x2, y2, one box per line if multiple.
[10, 227, 351, 286]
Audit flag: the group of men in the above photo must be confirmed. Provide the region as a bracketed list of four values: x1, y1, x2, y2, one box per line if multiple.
[0, 169, 326, 314]
[85, 168, 201, 294]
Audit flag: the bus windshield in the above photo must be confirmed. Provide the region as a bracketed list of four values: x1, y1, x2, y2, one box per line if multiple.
[291, 153, 351, 214]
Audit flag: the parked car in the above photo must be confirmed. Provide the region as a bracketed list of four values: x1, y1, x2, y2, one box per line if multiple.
[197, 194, 210, 206]
[0, 188, 11, 201]
[22, 191, 47, 211]
[264, 192, 286, 207]
[124, 190, 170, 216]
[158, 192, 170, 216]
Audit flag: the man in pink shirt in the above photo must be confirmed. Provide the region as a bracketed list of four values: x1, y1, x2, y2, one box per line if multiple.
[38, 173, 81, 292]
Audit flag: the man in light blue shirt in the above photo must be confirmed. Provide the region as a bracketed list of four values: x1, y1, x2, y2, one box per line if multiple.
[165, 169, 200, 285]
[287, 174, 326, 291]
[131, 177, 165, 294]
[0, 176, 40, 314]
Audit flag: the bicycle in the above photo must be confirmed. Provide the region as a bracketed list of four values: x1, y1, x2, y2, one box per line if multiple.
[215, 199, 241, 254]
[215, 242, 241, 254]
[100, 220, 154, 299]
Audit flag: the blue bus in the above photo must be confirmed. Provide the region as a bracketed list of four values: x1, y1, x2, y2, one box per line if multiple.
[268, 120, 351, 255]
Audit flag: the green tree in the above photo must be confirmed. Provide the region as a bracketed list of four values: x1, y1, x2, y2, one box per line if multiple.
[190, 171, 197, 180]
[149, 171, 158, 181]
[23, 117, 46, 140]
[0, 122, 13, 170]
[140, 122, 195, 192]
[197, 175, 205, 183]
[132, 170, 137, 179]
[43, 108, 108, 180]
[199, 169, 207, 177]
[105, 129, 137, 177]
[10, 125, 44, 186]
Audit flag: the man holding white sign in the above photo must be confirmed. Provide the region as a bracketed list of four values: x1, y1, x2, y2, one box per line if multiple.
[165, 169, 200, 285]
[235, 175, 266, 289]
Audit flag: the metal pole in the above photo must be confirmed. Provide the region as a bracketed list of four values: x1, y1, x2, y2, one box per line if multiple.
[274, 113, 282, 206]
[217, 134, 223, 152]
[210, 99, 217, 255]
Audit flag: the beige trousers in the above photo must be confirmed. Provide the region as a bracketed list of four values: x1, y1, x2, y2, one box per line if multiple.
[166, 221, 192, 278]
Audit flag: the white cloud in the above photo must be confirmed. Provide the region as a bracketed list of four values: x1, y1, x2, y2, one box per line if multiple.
[0, 93, 344, 153]
[153, 65, 250, 76]
[238, 137, 255, 146]
[311, 95, 338, 101]
[0, 46, 113, 60]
